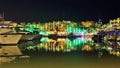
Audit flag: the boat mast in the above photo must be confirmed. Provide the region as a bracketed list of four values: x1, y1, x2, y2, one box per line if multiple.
[0, 12, 4, 25]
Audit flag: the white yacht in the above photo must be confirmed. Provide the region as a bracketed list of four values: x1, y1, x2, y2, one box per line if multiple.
[0, 14, 22, 44]
[0, 13, 22, 63]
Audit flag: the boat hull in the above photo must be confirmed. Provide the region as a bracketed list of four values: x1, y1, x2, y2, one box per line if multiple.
[0, 35, 22, 44]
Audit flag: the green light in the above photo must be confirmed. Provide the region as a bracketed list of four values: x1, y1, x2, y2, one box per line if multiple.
[66, 38, 86, 49]
[27, 46, 34, 50]
[106, 46, 110, 51]
[106, 23, 110, 28]
[40, 37, 49, 42]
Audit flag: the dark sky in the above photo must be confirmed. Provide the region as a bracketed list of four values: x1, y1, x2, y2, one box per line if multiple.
[0, 0, 120, 22]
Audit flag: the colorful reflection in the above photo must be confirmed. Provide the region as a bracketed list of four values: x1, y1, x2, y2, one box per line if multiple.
[4, 17, 120, 57]
[25, 37, 94, 52]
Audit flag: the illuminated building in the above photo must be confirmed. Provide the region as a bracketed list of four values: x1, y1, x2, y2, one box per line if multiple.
[1, 15, 120, 57]
[109, 18, 120, 28]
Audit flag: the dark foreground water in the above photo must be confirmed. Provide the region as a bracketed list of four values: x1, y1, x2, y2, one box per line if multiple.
[1, 36, 120, 68]
[1, 51, 120, 68]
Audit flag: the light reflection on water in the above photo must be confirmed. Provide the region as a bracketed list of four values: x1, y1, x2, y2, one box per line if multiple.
[19, 37, 93, 52]
[1, 36, 120, 67]
[18, 35, 120, 58]
[18, 36, 120, 54]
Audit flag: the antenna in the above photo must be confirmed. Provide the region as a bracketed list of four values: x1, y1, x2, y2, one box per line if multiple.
[0, 12, 4, 25]
[3, 12, 4, 24]
[0, 13, 2, 25]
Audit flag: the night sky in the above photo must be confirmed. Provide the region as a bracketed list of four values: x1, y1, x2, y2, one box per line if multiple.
[0, 0, 120, 22]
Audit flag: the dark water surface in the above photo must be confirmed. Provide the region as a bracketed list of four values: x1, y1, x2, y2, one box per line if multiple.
[1, 51, 120, 68]
[1, 36, 120, 68]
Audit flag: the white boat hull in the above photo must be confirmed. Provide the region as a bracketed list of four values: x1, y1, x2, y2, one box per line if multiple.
[0, 35, 22, 44]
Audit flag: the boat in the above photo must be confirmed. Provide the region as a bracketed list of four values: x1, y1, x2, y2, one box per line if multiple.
[0, 13, 23, 63]
[0, 14, 22, 44]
